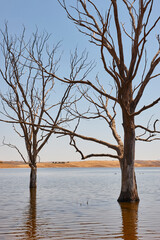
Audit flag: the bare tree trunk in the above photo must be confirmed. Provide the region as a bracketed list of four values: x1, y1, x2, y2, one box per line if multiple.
[118, 161, 139, 202]
[30, 164, 37, 189]
[118, 113, 139, 202]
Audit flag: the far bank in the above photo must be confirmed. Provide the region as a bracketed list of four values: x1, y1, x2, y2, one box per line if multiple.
[0, 160, 160, 168]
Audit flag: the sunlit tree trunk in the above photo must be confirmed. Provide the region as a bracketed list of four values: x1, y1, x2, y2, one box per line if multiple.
[29, 152, 37, 188]
[118, 110, 139, 202]
[118, 161, 139, 202]
[30, 164, 37, 188]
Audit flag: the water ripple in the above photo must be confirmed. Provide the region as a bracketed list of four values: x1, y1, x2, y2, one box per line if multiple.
[0, 168, 160, 239]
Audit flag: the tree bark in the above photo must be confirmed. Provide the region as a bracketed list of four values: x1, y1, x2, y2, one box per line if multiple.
[118, 112, 139, 202]
[30, 164, 37, 188]
[118, 161, 139, 202]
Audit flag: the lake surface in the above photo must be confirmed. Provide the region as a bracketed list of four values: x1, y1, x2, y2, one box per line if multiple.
[0, 168, 160, 240]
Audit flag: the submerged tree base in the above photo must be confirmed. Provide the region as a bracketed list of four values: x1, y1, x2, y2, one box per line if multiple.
[117, 191, 140, 202]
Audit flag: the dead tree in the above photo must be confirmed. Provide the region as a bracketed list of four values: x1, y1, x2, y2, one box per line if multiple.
[0, 26, 75, 188]
[44, 0, 160, 202]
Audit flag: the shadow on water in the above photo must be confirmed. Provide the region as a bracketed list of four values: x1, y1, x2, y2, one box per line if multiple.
[119, 202, 139, 240]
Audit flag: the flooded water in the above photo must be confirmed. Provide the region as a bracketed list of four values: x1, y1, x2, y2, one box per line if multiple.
[0, 168, 160, 240]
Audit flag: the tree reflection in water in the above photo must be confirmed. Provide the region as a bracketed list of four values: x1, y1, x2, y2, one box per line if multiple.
[24, 189, 37, 240]
[15, 189, 140, 240]
[119, 202, 139, 240]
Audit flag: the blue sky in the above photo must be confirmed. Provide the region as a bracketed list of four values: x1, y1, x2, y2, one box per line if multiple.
[0, 0, 160, 162]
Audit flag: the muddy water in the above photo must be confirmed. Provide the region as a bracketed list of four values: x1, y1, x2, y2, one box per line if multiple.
[0, 168, 160, 239]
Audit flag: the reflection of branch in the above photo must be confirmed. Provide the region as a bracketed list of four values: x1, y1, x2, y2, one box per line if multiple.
[2, 137, 27, 163]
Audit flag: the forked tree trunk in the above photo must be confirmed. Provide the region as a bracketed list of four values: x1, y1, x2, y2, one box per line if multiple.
[30, 164, 37, 188]
[118, 112, 139, 202]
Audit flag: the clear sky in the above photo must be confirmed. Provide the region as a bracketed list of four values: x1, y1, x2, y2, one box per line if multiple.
[0, 0, 160, 162]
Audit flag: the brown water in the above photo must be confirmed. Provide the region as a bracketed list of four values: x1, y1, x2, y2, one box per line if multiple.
[0, 168, 160, 239]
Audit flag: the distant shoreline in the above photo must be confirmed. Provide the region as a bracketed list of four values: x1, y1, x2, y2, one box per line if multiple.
[0, 160, 160, 168]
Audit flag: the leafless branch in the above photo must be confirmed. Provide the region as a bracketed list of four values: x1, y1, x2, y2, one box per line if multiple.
[2, 137, 27, 164]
